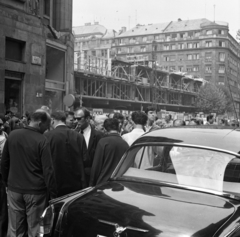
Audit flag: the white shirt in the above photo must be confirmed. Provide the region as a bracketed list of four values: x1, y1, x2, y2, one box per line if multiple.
[0, 132, 7, 158]
[122, 128, 145, 146]
[82, 125, 91, 148]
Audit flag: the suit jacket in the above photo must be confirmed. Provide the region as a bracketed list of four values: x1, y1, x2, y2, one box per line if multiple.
[45, 125, 87, 197]
[84, 127, 104, 176]
[90, 133, 129, 186]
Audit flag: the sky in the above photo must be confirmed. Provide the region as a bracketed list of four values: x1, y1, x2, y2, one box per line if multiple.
[72, 0, 240, 39]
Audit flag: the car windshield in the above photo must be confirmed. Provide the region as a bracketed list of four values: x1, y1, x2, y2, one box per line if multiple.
[114, 145, 240, 197]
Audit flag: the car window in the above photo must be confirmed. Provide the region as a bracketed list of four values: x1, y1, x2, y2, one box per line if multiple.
[115, 145, 240, 196]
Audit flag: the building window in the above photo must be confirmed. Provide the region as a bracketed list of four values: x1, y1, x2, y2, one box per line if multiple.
[164, 56, 170, 61]
[170, 55, 176, 61]
[92, 51, 96, 56]
[187, 43, 192, 49]
[195, 31, 200, 37]
[178, 54, 184, 61]
[128, 47, 134, 53]
[205, 41, 212, 47]
[219, 52, 225, 62]
[140, 46, 146, 52]
[192, 54, 199, 60]
[165, 34, 170, 40]
[43, 0, 50, 17]
[187, 54, 192, 60]
[179, 33, 184, 38]
[178, 43, 184, 49]
[172, 33, 177, 38]
[205, 52, 212, 61]
[5, 71, 23, 114]
[130, 38, 136, 44]
[164, 45, 169, 50]
[178, 66, 184, 72]
[142, 36, 147, 42]
[218, 30, 224, 35]
[169, 66, 175, 71]
[206, 30, 212, 35]
[171, 44, 176, 50]
[219, 76, 225, 84]
[187, 67, 192, 72]
[205, 66, 212, 73]
[193, 42, 200, 48]
[117, 48, 121, 54]
[5, 37, 25, 62]
[193, 66, 199, 72]
[219, 41, 225, 47]
[84, 51, 87, 59]
[188, 32, 193, 37]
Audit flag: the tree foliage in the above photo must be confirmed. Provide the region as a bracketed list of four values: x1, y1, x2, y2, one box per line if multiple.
[195, 83, 227, 114]
[217, 84, 234, 113]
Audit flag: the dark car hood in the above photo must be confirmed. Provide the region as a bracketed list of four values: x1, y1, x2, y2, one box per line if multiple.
[61, 181, 235, 237]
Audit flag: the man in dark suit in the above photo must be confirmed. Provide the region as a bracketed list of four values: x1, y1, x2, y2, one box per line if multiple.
[45, 111, 87, 197]
[90, 118, 129, 186]
[74, 107, 103, 184]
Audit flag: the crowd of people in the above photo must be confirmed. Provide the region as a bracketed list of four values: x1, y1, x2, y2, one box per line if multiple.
[0, 105, 237, 237]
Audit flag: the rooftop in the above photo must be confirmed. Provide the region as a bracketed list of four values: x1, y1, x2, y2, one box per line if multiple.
[73, 23, 107, 37]
[116, 18, 228, 38]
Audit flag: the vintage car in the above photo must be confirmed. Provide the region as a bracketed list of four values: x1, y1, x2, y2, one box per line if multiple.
[38, 126, 240, 237]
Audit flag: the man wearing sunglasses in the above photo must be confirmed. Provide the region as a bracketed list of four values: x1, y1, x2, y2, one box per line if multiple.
[74, 107, 104, 185]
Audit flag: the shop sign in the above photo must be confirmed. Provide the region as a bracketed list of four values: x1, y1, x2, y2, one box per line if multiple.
[93, 109, 103, 115]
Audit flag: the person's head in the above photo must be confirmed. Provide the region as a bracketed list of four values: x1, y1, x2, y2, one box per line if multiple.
[131, 111, 148, 126]
[5, 110, 13, 117]
[165, 114, 172, 123]
[40, 105, 50, 114]
[207, 115, 214, 124]
[103, 118, 119, 133]
[51, 111, 66, 129]
[113, 112, 124, 131]
[74, 107, 90, 130]
[94, 115, 108, 132]
[0, 118, 4, 134]
[109, 113, 114, 119]
[65, 111, 75, 129]
[30, 109, 51, 134]
[144, 106, 157, 124]
[173, 119, 186, 127]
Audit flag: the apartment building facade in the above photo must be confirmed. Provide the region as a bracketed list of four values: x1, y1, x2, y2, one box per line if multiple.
[112, 18, 240, 115]
[0, 0, 74, 115]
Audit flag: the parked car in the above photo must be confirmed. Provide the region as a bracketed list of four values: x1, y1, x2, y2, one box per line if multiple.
[38, 126, 240, 237]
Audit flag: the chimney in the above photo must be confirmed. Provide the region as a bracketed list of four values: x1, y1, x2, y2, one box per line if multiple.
[85, 22, 91, 26]
[178, 18, 182, 22]
[121, 26, 127, 33]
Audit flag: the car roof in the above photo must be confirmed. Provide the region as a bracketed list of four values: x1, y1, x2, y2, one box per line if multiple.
[134, 126, 240, 154]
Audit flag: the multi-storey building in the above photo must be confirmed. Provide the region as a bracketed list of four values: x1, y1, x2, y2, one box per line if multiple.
[0, 0, 74, 115]
[73, 22, 120, 63]
[112, 18, 240, 115]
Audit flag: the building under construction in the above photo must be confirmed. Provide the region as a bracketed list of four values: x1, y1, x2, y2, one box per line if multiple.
[74, 54, 203, 114]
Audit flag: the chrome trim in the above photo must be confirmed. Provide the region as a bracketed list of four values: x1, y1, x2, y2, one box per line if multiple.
[98, 219, 149, 233]
[224, 225, 240, 237]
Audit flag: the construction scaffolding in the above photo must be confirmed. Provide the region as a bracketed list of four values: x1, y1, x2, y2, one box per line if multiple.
[74, 53, 203, 111]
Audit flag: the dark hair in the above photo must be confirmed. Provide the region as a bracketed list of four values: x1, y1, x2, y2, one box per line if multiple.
[75, 107, 90, 118]
[51, 111, 66, 123]
[113, 112, 124, 121]
[103, 118, 119, 132]
[144, 106, 156, 115]
[131, 111, 148, 126]
[65, 111, 74, 117]
[207, 115, 214, 122]
[31, 110, 49, 123]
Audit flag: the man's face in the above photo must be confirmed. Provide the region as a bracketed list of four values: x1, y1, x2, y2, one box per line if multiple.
[0, 119, 4, 134]
[74, 110, 89, 129]
[147, 110, 156, 122]
[66, 115, 75, 129]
